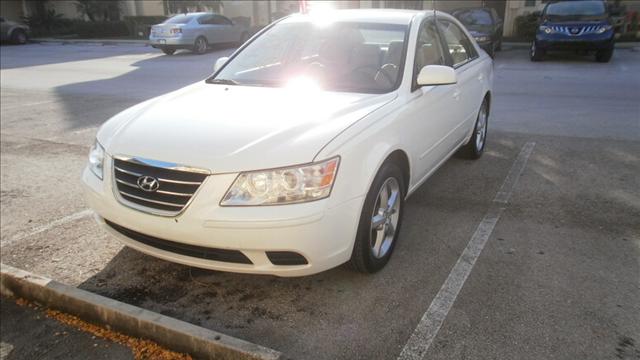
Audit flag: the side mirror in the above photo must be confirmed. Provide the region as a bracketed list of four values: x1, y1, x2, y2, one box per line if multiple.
[416, 65, 457, 86]
[214, 57, 229, 72]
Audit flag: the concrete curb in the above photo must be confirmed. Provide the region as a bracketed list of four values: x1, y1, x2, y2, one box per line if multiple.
[0, 263, 282, 360]
[31, 38, 149, 46]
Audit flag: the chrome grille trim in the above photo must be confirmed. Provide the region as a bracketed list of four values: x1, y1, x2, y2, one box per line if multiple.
[112, 156, 209, 217]
[552, 25, 602, 36]
[114, 166, 203, 185]
[118, 190, 185, 207]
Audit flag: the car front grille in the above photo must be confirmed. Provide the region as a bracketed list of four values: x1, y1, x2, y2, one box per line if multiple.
[113, 157, 209, 216]
[551, 25, 601, 36]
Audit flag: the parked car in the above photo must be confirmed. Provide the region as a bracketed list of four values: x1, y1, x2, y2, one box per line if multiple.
[452, 7, 503, 57]
[531, 0, 615, 62]
[149, 12, 249, 55]
[83, 10, 493, 276]
[0, 16, 29, 45]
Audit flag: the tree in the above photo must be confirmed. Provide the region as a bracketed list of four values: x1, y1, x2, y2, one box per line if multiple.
[74, 0, 121, 22]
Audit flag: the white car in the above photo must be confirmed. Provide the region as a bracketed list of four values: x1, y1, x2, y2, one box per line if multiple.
[83, 10, 493, 277]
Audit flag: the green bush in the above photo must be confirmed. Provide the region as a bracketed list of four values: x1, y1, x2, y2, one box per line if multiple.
[72, 20, 129, 38]
[515, 13, 540, 40]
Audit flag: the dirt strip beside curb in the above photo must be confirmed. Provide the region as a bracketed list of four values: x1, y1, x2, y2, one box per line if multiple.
[0, 263, 282, 360]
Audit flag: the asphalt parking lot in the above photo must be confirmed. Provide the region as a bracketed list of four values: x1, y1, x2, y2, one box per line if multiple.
[1, 43, 639, 359]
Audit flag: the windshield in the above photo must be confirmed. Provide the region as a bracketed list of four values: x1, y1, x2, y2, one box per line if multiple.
[213, 20, 408, 94]
[454, 9, 493, 27]
[544, 1, 606, 20]
[164, 14, 196, 24]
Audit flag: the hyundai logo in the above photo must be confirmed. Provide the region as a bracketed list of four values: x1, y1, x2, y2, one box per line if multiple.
[137, 175, 160, 192]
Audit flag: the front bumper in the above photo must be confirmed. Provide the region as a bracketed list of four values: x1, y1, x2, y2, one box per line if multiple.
[536, 32, 614, 51]
[81, 155, 363, 277]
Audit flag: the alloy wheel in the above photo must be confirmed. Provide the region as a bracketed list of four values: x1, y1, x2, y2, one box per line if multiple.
[475, 102, 488, 151]
[370, 177, 401, 259]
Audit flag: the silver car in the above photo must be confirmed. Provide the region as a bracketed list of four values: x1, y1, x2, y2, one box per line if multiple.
[149, 12, 249, 55]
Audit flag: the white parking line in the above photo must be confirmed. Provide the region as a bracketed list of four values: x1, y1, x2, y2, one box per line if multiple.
[2, 209, 93, 247]
[398, 142, 536, 360]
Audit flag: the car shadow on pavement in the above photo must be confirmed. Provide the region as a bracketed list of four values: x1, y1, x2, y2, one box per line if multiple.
[73, 137, 526, 359]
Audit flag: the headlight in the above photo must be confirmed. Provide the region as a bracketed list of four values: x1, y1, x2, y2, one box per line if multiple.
[221, 157, 340, 206]
[88, 140, 105, 180]
[474, 36, 490, 42]
[595, 25, 613, 34]
[539, 25, 553, 34]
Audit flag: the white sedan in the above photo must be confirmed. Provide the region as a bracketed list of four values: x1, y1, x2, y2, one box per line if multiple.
[82, 9, 493, 277]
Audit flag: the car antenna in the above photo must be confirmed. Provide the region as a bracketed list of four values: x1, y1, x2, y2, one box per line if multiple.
[432, 0, 437, 20]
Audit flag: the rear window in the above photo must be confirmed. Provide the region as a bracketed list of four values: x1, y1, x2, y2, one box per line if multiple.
[454, 9, 493, 26]
[164, 14, 196, 24]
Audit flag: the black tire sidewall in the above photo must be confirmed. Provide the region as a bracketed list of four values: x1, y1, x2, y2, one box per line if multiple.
[194, 37, 207, 54]
[11, 29, 27, 44]
[351, 162, 405, 273]
[460, 98, 488, 159]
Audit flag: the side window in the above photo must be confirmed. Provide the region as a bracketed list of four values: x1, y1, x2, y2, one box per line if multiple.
[212, 16, 233, 25]
[413, 20, 446, 87]
[438, 20, 477, 67]
[198, 15, 212, 25]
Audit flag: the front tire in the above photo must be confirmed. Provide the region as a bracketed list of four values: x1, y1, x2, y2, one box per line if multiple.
[193, 36, 208, 55]
[595, 47, 613, 63]
[350, 161, 405, 273]
[530, 41, 544, 61]
[460, 98, 489, 159]
[10, 29, 27, 45]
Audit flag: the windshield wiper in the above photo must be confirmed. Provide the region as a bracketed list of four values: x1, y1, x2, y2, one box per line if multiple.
[206, 78, 240, 85]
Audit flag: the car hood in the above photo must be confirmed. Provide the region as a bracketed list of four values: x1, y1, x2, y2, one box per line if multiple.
[469, 29, 491, 38]
[466, 25, 493, 35]
[98, 82, 396, 173]
[541, 19, 609, 26]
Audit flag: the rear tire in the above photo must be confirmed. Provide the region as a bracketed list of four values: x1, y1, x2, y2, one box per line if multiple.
[595, 47, 613, 63]
[460, 97, 489, 159]
[193, 36, 208, 55]
[10, 29, 27, 45]
[161, 48, 176, 55]
[350, 161, 405, 274]
[530, 41, 544, 62]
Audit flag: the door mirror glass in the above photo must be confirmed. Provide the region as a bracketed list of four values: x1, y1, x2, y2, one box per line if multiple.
[214, 57, 229, 72]
[416, 65, 457, 86]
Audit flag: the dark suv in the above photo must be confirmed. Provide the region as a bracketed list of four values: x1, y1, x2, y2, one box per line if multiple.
[530, 0, 615, 62]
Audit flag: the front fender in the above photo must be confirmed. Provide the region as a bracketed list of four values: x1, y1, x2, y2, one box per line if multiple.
[315, 97, 411, 210]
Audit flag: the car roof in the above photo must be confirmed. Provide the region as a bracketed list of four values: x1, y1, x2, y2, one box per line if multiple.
[169, 12, 218, 17]
[283, 9, 449, 25]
